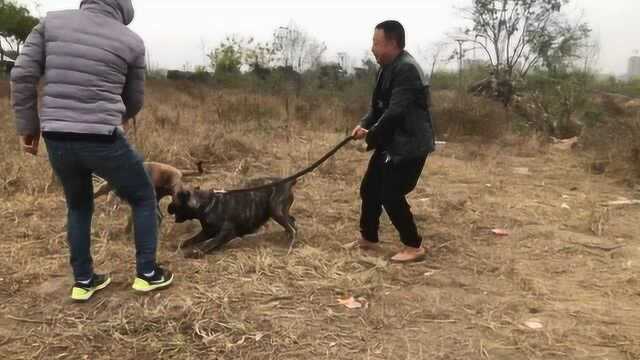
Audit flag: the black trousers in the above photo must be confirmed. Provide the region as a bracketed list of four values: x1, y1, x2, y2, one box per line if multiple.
[360, 151, 427, 248]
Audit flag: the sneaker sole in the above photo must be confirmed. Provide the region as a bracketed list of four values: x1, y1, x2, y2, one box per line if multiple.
[131, 274, 174, 293]
[71, 277, 112, 302]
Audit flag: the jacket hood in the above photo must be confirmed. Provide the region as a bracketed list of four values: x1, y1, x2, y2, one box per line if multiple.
[80, 0, 134, 25]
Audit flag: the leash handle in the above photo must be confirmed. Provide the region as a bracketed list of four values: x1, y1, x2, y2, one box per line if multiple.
[221, 135, 355, 194]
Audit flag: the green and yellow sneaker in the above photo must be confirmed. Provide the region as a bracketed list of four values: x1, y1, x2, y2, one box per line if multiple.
[71, 274, 112, 302]
[132, 266, 174, 293]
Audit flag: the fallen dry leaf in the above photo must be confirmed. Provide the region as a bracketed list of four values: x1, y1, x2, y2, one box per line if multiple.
[338, 296, 363, 309]
[524, 318, 544, 329]
[602, 199, 640, 207]
[356, 297, 369, 309]
[552, 137, 578, 150]
[491, 229, 510, 236]
[513, 167, 531, 175]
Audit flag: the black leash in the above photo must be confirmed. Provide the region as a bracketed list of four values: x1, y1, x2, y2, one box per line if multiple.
[220, 135, 355, 194]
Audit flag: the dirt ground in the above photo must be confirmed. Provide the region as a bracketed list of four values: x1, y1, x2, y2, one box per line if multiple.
[1, 82, 639, 359]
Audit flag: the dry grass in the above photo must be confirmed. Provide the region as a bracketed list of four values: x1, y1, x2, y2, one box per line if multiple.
[432, 91, 512, 141]
[580, 112, 640, 184]
[578, 93, 640, 184]
[1, 80, 640, 359]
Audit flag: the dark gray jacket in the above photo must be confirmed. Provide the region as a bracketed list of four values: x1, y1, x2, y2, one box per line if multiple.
[361, 51, 435, 163]
[10, 0, 145, 136]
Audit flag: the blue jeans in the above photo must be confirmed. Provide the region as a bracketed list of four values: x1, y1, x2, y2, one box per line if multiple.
[44, 131, 157, 281]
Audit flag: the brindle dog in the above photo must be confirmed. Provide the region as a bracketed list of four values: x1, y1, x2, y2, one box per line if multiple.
[167, 177, 297, 258]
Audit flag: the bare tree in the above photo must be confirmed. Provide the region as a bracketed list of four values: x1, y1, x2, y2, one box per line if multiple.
[273, 21, 326, 72]
[245, 40, 276, 72]
[575, 31, 599, 74]
[420, 41, 451, 79]
[459, 0, 590, 104]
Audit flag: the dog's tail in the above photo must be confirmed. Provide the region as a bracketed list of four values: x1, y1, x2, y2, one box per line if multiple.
[222, 135, 353, 194]
[181, 161, 205, 178]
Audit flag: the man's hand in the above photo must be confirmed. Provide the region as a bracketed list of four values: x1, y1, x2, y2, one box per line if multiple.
[122, 118, 131, 132]
[122, 117, 137, 134]
[352, 125, 368, 140]
[21, 133, 40, 156]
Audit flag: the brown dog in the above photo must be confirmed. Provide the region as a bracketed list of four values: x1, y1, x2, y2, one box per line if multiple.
[95, 161, 202, 232]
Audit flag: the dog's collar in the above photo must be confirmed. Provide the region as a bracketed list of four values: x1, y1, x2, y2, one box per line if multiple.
[202, 191, 219, 214]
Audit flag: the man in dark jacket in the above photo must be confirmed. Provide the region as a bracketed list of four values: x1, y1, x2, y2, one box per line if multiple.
[10, 0, 173, 301]
[351, 20, 435, 262]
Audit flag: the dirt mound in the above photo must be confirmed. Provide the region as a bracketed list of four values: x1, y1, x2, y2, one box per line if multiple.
[591, 92, 636, 116]
[623, 98, 640, 114]
[432, 92, 510, 140]
[188, 134, 260, 164]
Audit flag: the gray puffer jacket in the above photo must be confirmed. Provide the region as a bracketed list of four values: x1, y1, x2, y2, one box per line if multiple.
[10, 0, 145, 136]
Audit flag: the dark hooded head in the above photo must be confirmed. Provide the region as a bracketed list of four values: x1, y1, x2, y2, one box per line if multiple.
[168, 186, 208, 224]
[80, 0, 135, 25]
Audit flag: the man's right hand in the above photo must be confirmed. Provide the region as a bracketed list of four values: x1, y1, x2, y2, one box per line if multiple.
[21, 133, 40, 156]
[122, 118, 131, 132]
[352, 125, 368, 140]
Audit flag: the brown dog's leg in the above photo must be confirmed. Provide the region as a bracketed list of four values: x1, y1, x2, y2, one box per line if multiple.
[155, 202, 163, 225]
[94, 182, 113, 199]
[125, 211, 134, 235]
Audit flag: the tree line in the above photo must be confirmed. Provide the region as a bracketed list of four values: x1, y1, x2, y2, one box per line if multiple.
[0, 0, 38, 62]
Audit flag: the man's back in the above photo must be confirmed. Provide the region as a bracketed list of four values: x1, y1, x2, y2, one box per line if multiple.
[11, 0, 145, 136]
[9, 0, 174, 301]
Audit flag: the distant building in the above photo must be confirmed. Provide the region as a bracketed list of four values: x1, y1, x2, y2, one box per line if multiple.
[628, 56, 640, 79]
[336, 52, 352, 73]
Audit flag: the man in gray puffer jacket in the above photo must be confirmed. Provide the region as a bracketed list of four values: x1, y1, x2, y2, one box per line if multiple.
[10, 0, 173, 302]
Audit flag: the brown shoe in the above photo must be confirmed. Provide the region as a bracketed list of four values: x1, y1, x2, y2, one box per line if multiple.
[390, 246, 426, 262]
[344, 238, 380, 250]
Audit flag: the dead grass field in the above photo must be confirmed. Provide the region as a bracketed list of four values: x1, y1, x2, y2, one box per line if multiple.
[1, 80, 639, 359]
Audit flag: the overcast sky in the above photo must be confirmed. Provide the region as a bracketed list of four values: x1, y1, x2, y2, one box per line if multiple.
[18, 0, 640, 75]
